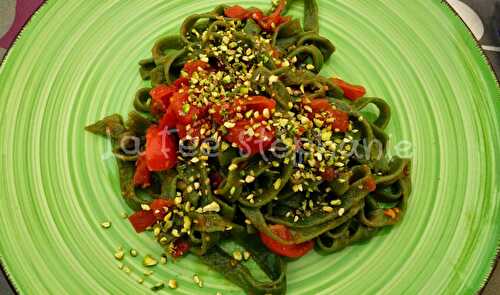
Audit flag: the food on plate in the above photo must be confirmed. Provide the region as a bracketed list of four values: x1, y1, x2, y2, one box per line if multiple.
[86, 0, 412, 293]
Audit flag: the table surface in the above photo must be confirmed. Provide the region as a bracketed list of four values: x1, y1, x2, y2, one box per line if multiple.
[0, 0, 498, 294]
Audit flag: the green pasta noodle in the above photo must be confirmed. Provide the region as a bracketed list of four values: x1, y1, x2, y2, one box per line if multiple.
[85, 1, 412, 294]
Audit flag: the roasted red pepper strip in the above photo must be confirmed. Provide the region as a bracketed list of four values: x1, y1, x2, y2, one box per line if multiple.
[128, 210, 157, 233]
[308, 99, 350, 132]
[332, 78, 366, 101]
[224, 0, 289, 31]
[183, 60, 211, 76]
[321, 167, 338, 182]
[259, 224, 314, 258]
[150, 199, 175, 220]
[172, 239, 190, 257]
[133, 154, 151, 188]
[145, 125, 177, 172]
[128, 199, 175, 232]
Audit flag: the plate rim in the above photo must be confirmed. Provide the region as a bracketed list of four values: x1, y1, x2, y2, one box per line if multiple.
[0, 0, 498, 294]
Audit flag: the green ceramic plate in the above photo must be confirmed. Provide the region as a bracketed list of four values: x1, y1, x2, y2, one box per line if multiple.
[0, 0, 499, 294]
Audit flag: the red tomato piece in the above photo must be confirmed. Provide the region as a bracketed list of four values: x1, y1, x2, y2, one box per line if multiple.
[327, 109, 350, 132]
[363, 176, 377, 192]
[183, 60, 211, 76]
[168, 90, 208, 125]
[128, 210, 157, 233]
[133, 154, 151, 188]
[332, 78, 366, 101]
[150, 84, 177, 108]
[210, 102, 234, 125]
[176, 118, 211, 139]
[309, 98, 332, 113]
[259, 224, 315, 258]
[224, 5, 251, 19]
[150, 199, 175, 220]
[307, 99, 350, 133]
[172, 239, 190, 257]
[150, 100, 166, 117]
[249, 9, 265, 21]
[224, 120, 275, 156]
[174, 77, 189, 88]
[270, 0, 287, 17]
[159, 106, 177, 130]
[241, 96, 276, 112]
[145, 125, 177, 172]
[321, 167, 337, 182]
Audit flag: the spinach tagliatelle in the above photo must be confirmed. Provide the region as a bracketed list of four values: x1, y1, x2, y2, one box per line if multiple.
[86, 0, 412, 294]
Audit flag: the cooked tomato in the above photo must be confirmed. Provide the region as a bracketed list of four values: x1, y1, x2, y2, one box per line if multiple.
[158, 106, 177, 130]
[321, 167, 337, 182]
[224, 5, 250, 19]
[307, 99, 350, 132]
[210, 102, 235, 125]
[176, 118, 211, 139]
[150, 100, 166, 117]
[327, 109, 349, 132]
[172, 239, 190, 257]
[183, 60, 211, 76]
[224, 120, 275, 156]
[240, 96, 276, 112]
[174, 77, 189, 88]
[363, 176, 377, 192]
[168, 90, 208, 125]
[259, 224, 315, 258]
[150, 198, 175, 220]
[150, 84, 177, 108]
[332, 78, 366, 101]
[128, 210, 157, 233]
[309, 98, 332, 113]
[145, 125, 177, 171]
[224, 0, 289, 31]
[133, 154, 151, 188]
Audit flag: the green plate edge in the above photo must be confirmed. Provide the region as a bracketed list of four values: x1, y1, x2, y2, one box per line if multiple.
[0, 0, 498, 294]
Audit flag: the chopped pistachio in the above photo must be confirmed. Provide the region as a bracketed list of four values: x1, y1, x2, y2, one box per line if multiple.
[114, 248, 125, 260]
[193, 274, 203, 287]
[100, 221, 111, 229]
[268, 75, 279, 85]
[141, 204, 151, 211]
[143, 255, 158, 267]
[245, 175, 256, 183]
[243, 251, 251, 260]
[130, 249, 138, 257]
[338, 208, 345, 216]
[151, 282, 165, 291]
[122, 265, 131, 274]
[323, 206, 334, 213]
[171, 229, 181, 237]
[168, 279, 178, 289]
[202, 201, 221, 213]
[273, 178, 282, 190]
[330, 199, 342, 206]
[233, 251, 243, 261]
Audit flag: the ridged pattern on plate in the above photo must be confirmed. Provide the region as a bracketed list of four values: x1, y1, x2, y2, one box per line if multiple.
[0, 0, 498, 294]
